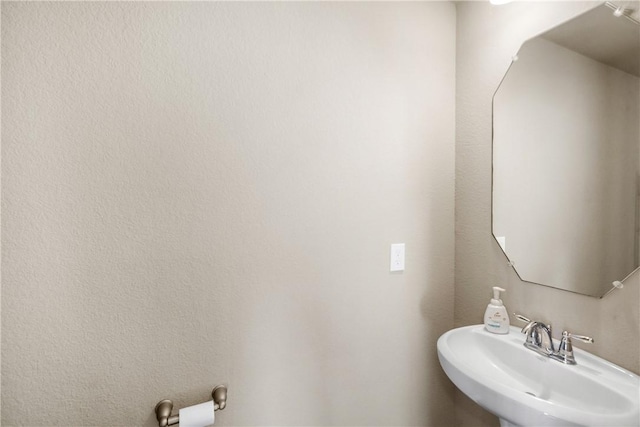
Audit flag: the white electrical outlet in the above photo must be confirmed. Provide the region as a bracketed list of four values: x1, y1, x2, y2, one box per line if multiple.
[390, 243, 405, 272]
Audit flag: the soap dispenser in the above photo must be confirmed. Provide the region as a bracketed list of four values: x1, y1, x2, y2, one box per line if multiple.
[484, 287, 510, 334]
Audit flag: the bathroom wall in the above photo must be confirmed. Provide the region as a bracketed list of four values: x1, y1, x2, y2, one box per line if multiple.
[455, 1, 640, 425]
[1, 2, 456, 426]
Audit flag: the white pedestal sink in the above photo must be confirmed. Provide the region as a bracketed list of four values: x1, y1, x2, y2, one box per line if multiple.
[437, 325, 640, 426]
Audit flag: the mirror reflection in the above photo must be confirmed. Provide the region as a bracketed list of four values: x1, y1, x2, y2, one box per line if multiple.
[492, 3, 640, 298]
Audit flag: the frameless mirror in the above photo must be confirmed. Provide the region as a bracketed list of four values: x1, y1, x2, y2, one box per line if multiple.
[492, 3, 640, 298]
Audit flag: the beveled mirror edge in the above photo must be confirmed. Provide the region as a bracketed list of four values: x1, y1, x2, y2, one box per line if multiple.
[491, 233, 640, 299]
[605, 1, 640, 24]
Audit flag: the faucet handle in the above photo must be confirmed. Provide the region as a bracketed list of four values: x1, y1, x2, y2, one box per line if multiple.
[513, 314, 550, 337]
[513, 313, 534, 333]
[513, 313, 551, 330]
[552, 330, 594, 365]
[565, 332, 594, 344]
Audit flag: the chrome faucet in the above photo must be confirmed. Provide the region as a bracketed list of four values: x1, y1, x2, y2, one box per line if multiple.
[516, 314, 555, 356]
[514, 314, 594, 365]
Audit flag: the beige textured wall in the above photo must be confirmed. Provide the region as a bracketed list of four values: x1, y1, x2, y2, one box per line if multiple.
[1, 2, 456, 426]
[455, 1, 640, 425]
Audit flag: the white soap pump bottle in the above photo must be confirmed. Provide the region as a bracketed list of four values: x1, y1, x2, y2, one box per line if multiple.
[484, 287, 510, 334]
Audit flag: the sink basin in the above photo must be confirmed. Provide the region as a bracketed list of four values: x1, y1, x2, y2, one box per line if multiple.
[437, 325, 640, 426]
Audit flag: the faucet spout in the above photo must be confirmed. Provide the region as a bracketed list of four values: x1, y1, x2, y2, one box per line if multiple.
[522, 321, 554, 355]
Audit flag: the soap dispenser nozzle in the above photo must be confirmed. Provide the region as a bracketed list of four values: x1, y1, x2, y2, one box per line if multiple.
[491, 287, 506, 304]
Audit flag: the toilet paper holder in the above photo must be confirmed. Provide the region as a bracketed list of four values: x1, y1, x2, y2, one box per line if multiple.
[154, 385, 227, 427]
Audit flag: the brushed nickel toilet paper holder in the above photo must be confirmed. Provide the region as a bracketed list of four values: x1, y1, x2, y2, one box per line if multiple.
[155, 385, 227, 427]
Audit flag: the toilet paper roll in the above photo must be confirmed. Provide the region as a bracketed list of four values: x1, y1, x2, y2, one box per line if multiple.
[179, 400, 215, 427]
